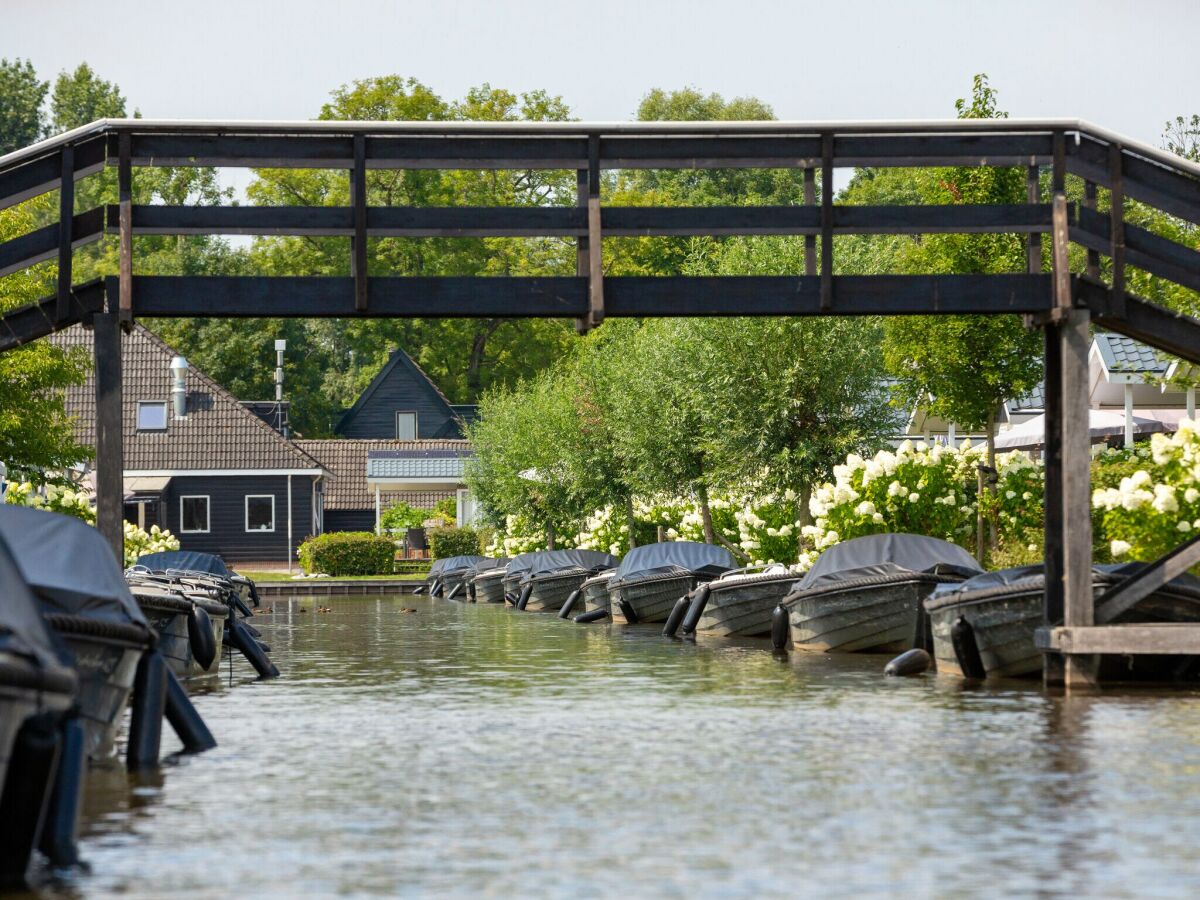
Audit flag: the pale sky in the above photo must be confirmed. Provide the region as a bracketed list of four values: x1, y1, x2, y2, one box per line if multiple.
[4, 0, 1198, 146]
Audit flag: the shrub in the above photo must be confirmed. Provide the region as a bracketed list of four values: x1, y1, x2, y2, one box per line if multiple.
[433, 497, 458, 525]
[429, 526, 482, 559]
[299, 532, 395, 576]
[379, 500, 429, 532]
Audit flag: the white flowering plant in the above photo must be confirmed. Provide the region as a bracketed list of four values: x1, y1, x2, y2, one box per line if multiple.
[1092, 421, 1200, 563]
[4, 481, 180, 567]
[483, 512, 576, 558]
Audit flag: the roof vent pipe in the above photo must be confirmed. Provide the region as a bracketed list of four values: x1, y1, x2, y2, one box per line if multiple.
[169, 356, 189, 418]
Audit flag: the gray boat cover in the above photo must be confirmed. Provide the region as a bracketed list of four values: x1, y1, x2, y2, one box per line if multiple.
[797, 533, 982, 592]
[429, 555, 488, 578]
[465, 557, 508, 578]
[609, 541, 734, 588]
[0, 531, 66, 671]
[136, 550, 231, 577]
[519, 549, 620, 584]
[0, 506, 148, 626]
[929, 561, 1200, 602]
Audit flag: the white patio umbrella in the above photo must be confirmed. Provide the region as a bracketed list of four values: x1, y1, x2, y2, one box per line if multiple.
[995, 410, 1167, 451]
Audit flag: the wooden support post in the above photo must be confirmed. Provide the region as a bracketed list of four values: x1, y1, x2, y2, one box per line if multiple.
[1083, 179, 1100, 279]
[1108, 144, 1126, 318]
[1044, 190, 1096, 688]
[586, 135, 604, 330]
[803, 165, 816, 277]
[118, 132, 133, 328]
[56, 146, 74, 321]
[93, 312, 124, 565]
[820, 134, 833, 311]
[1025, 164, 1040, 274]
[574, 167, 589, 334]
[351, 134, 368, 313]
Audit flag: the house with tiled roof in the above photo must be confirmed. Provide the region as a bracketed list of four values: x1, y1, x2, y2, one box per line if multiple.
[295, 438, 472, 533]
[335, 347, 476, 440]
[54, 324, 325, 564]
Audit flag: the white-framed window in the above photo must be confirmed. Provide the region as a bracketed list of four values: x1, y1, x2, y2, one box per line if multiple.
[137, 401, 169, 431]
[245, 494, 275, 533]
[395, 411, 417, 440]
[179, 495, 210, 533]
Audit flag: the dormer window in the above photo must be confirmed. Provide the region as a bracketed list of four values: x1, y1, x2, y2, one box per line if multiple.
[395, 411, 417, 440]
[137, 401, 168, 432]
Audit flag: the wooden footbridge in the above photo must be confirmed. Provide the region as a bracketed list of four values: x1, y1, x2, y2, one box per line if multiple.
[2, 117, 1200, 687]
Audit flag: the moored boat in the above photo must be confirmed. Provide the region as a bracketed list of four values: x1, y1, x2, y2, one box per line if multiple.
[579, 569, 617, 615]
[127, 584, 228, 679]
[0, 532, 77, 886]
[426, 555, 488, 598]
[609, 542, 735, 624]
[925, 563, 1200, 680]
[695, 566, 800, 637]
[782, 533, 982, 653]
[520, 550, 620, 612]
[136, 550, 261, 609]
[471, 564, 509, 604]
[0, 507, 155, 762]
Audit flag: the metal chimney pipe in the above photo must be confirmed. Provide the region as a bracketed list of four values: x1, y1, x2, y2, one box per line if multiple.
[275, 339, 287, 438]
[169, 356, 189, 418]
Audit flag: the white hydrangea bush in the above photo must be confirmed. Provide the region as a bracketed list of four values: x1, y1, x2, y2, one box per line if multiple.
[1092, 419, 1200, 562]
[4, 481, 180, 567]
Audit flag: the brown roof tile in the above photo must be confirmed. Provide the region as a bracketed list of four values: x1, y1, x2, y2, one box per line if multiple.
[53, 324, 323, 472]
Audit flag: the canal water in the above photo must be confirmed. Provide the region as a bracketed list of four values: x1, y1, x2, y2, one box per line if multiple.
[27, 595, 1200, 898]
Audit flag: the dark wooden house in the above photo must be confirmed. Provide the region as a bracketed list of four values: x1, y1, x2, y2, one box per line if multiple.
[335, 348, 475, 439]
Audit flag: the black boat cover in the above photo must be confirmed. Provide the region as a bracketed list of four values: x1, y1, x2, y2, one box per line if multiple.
[797, 533, 983, 593]
[428, 555, 488, 578]
[465, 557, 508, 578]
[929, 561, 1200, 602]
[0, 531, 66, 671]
[520, 549, 621, 584]
[609, 541, 734, 588]
[136, 550, 231, 577]
[0, 506, 148, 626]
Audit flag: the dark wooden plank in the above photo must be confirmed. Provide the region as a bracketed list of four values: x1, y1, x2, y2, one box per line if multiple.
[821, 135, 833, 311]
[587, 135, 603, 329]
[0, 134, 107, 212]
[93, 311, 124, 564]
[1081, 278, 1200, 366]
[1072, 205, 1200, 293]
[1108, 143, 1127, 318]
[1026, 165, 1041, 274]
[804, 167, 816, 276]
[56, 146, 74, 321]
[116, 275, 588, 318]
[118, 132, 132, 327]
[604, 274, 1054, 317]
[110, 273, 1054, 320]
[1037, 624, 1200, 655]
[1083, 180, 1100, 278]
[834, 133, 1055, 168]
[1095, 532, 1200, 624]
[352, 135, 368, 313]
[575, 167, 588, 334]
[602, 135, 820, 168]
[0, 281, 106, 351]
[369, 135, 587, 169]
[1067, 135, 1200, 224]
[0, 207, 104, 277]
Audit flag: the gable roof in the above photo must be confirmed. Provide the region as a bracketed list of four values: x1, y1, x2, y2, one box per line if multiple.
[336, 347, 456, 435]
[53, 324, 323, 472]
[1093, 333, 1170, 378]
[296, 439, 468, 509]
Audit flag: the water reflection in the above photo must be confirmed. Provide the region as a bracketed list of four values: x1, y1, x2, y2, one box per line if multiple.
[23, 596, 1200, 897]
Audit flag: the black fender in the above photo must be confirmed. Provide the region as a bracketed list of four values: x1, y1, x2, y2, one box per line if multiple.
[187, 605, 217, 671]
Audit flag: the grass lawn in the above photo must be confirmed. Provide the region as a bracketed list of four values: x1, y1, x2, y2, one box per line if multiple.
[239, 571, 428, 583]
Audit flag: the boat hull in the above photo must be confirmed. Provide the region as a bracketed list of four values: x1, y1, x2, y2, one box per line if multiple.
[138, 595, 229, 679]
[926, 574, 1200, 680]
[610, 575, 696, 624]
[473, 571, 507, 604]
[581, 574, 615, 614]
[525, 570, 589, 612]
[47, 616, 148, 762]
[787, 576, 950, 653]
[698, 574, 797, 637]
[0, 655, 75, 800]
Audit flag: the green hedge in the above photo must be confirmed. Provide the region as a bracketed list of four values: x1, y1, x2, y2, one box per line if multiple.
[429, 526, 481, 559]
[299, 532, 396, 576]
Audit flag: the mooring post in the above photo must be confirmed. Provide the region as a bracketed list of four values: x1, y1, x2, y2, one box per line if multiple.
[93, 311, 124, 564]
[1044, 183, 1097, 688]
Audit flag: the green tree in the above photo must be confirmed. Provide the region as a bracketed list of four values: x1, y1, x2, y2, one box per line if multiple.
[875, 75, 1043, 468]
[49, 63, 130, 132]
[0, 58, 46, 154]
